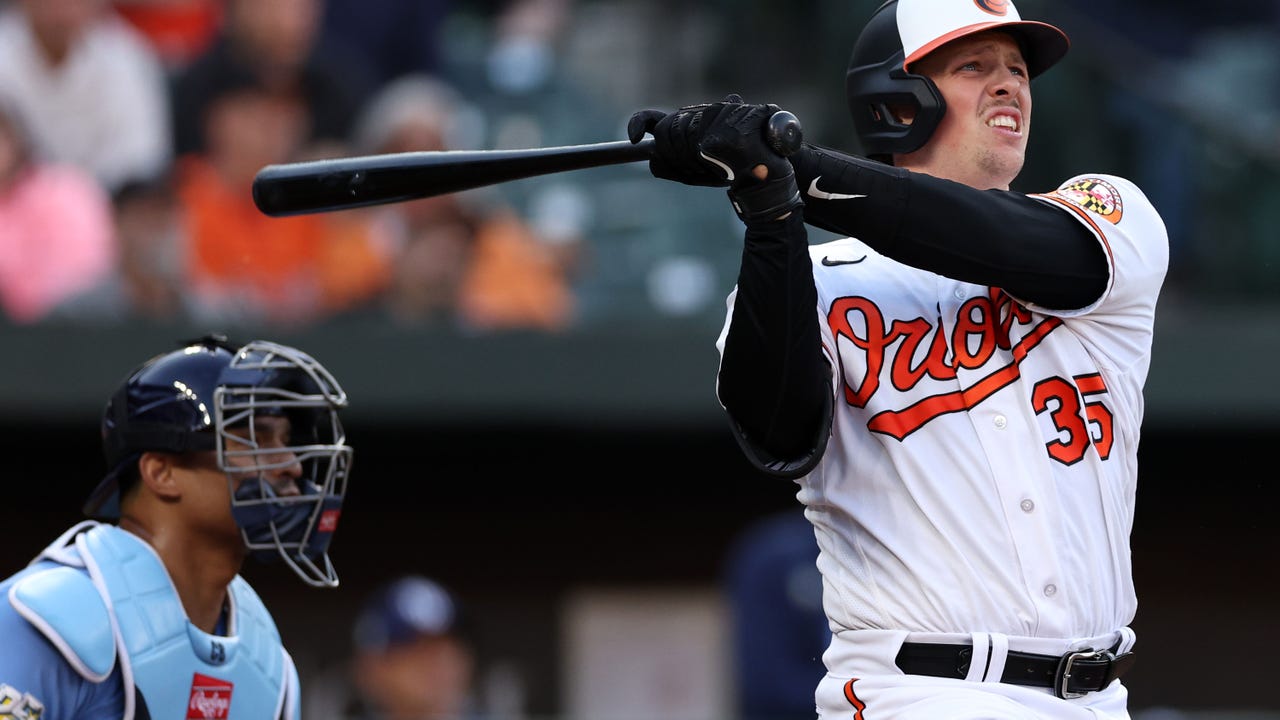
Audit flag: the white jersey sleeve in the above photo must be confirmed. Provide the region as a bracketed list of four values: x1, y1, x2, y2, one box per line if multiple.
[1022, 174, 1169, 362]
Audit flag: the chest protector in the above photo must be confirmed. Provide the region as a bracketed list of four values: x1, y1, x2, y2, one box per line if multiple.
[10, 521, 300, 720]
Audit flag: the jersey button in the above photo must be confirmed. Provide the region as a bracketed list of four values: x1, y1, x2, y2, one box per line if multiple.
[953, 287, 966, 300]
[993, 414, 1008, 429]
[1020, 499, 1035, 513]
[1044, 584, 1058, 597]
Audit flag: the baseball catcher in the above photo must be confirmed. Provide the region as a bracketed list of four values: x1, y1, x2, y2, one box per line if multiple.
[0, 334, 353, 718]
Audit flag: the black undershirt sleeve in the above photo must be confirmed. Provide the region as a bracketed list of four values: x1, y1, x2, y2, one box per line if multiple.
[717, 143, 1109, 476]
[719, 212, 832, 478]
[792, 143, 1109, 309]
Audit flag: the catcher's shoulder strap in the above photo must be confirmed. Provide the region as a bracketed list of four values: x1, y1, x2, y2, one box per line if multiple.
[9, 563, 117, 681]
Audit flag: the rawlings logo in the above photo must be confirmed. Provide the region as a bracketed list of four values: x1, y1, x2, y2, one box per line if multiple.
[829, 287, 1061, 439]
[318, 509, 340, 532]
[187, 674, 232, 719]
[974, 0, 1010, 16]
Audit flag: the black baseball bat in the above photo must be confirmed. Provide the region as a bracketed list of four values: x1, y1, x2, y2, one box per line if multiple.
[252, 111, 803, 217]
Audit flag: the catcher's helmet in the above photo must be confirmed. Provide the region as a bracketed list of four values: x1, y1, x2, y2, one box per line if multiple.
[845, 0, 1070, 162]
[88, 334, 353, 588]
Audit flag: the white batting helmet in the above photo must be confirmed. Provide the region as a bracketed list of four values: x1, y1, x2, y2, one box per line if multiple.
[845, 0, 1070, 160]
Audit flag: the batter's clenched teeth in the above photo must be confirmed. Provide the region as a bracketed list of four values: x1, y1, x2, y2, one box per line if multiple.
[987, 114, 1019, 132]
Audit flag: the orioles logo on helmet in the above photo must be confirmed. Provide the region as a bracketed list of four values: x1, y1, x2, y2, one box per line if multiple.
[974, 0, 1010, 16]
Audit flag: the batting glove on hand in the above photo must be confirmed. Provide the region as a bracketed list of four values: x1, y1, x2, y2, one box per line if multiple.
[698, 100, 803, 223]
[628, 95, 743, 187]
[628, 95, 802, 223]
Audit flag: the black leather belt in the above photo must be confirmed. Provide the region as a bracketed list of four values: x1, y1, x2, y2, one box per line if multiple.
[895, 640, 1136, 699]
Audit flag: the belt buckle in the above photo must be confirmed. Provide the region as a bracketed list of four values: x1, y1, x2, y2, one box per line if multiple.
[1055, 649, 1113, 699]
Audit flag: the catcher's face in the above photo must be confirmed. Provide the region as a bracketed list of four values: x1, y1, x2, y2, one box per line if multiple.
[898, 30, 1031, 190]
[218, 415, 304, 495]
[175, 415, 303, 550]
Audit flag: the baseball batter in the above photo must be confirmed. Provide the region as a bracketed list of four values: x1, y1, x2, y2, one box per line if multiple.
[629, 0, 1167, 717]
[0, 336, 353, 719]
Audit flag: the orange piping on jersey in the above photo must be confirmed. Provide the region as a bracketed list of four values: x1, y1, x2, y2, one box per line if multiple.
[866, 316, 1063, 439]
[843, 678, 867, 719]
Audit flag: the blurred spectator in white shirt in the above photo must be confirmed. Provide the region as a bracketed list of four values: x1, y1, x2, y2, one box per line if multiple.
[0, 0, 172, 195]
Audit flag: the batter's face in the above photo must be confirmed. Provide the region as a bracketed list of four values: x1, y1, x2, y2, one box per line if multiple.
[897, 31, 1030, 190]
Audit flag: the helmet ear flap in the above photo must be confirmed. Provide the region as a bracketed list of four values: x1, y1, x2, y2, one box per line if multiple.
[845, 51, 946, 162]
[845, 0, 947, 163]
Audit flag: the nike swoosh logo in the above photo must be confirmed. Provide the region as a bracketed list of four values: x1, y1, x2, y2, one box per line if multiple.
[807, 176, 867, 201]
[699, 151, 734, 182]
[821, 256, 867, 266]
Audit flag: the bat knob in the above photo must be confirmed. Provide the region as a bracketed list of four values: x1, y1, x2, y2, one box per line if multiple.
[766, 111, 803, 157]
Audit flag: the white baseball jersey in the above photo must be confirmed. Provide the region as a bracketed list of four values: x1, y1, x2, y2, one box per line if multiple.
[717, 173, 1168, 648]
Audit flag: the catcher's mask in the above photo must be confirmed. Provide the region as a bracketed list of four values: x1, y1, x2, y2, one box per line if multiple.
[89, 335, 353, 588]
[845, 0, 1070, 163]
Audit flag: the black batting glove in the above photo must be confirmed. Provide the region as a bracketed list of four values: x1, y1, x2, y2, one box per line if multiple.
[628, 95, 802, 223]
[698, 102, 792, 189]
[627, 95, 746, 187]
[696, 102, 803, 224]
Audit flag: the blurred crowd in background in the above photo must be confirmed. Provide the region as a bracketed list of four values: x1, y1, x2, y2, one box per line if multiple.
[0, 0, 628, 334]
[1, 0, 1277, 337]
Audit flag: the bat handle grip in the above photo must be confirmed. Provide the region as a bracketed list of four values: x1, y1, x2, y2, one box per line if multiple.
[766, 110, 803, 157]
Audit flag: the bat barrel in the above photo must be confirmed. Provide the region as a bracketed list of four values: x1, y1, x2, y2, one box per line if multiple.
[251, 109, 803, 217]
[252, 139, 655, 217]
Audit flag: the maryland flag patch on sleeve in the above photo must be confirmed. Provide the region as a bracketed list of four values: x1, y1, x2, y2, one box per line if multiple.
[1048, 178, 1124, 224]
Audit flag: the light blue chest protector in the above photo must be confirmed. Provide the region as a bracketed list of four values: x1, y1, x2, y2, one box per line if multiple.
[9, 521, 300, 720]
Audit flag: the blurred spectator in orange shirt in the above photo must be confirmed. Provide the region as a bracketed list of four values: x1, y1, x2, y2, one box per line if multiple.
[350, 73, 579, 332]
[111, 0, 223, 73]
[176, 66, 392, 326]
[0, 0, 172, 195]
[0, 96, 115, 324]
